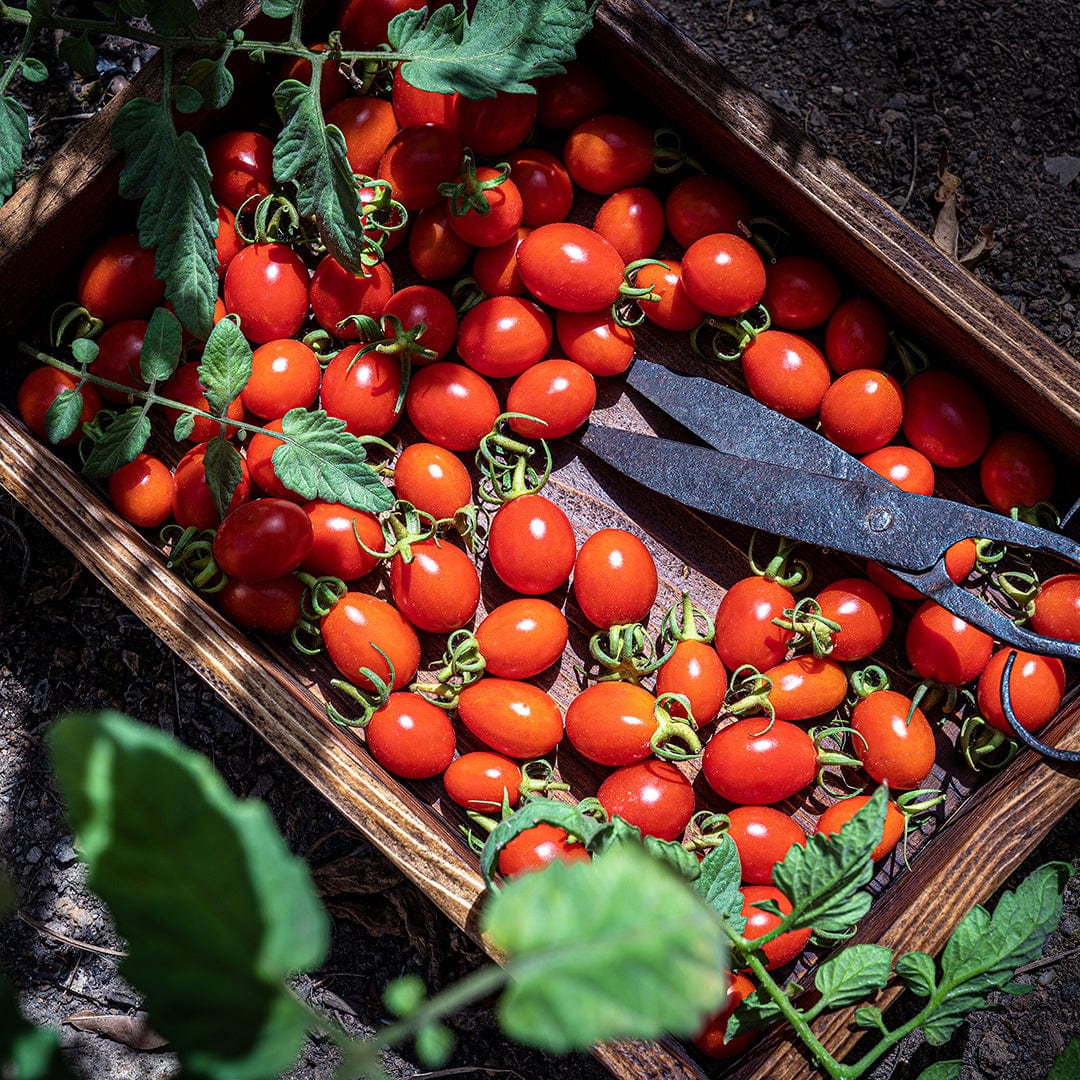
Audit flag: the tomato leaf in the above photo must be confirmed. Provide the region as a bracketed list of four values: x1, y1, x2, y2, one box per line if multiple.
[140, 0, 199, 34]
[71, 338, 99, 365]
[58, 33, 99, 81]
[2, 973, 79, 1080]
[642, 834, 702, 882]
[692, 835, 747, 934]
[484, 845, 728, 1051]
[111, 96, 217, 340]
[1049, 1037, 1080, 1080]
[921, 861, 1071, 1046]
[185, 57, 235, 110]
[391, 0, 596, 98]
[813, 943, 893, 1010]
[203, 436, 244, 523]
[20, 58, 49, 84]
[725, 986, 785, 1038]
[914, 1062, 962, 1080]
[82, 408, 151, 478]
[271, 407, 394, 513]
[198, 317, 252, 416]
[771, 784, 886, 937]
[139, 307, 183, 385]
[895, 949, 937, 997]
[48, 711, 328, 1077]
[172, 411, 196, 442]
[44, 389, 85, 445]
[0, 94, 30, 203]
[273, 79, 369, 275]
[853, 1005, 887, 1032]
[260, 0, 298, 18]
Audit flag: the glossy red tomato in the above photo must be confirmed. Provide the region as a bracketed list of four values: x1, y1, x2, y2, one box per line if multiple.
[216, 574, 306, 635]
[692, 972, 758, 1060]
[814, 577, 893, 662]
[475, 598, 569, 679]
[78, 232, 164, 325]
[555, 308, 635, 376]
[171, 443, 251, 529]
[456, 295, 551, 377]
[976, 648, 1065, 734]
[241, 338, 321, 420]
[223, 243, 310, 345]
[979, 431, 1056, 513]
[851, 690, 937, 790]
[702, 718, 816, 804]
[407, 202, 474, 280]
[215, 205, 245, 279]
[301, 500, 384, 580]
[901, 369, 991, 468]
[654, 639, 729, 725]
[443, 751, 523, 811]
[279, 42, 349, 111]
[405, 362, 500, 451]
[326, 96, 400, 177]
[497, 823, 589, 878]
[818, 368, 904, 454]
[517, 222, 626, 313]
[564, 113, 654, 195]
[865, 537, 977, 602]
[565, 681, 660, 766]
[205, 130, 274, 212]
[88, 319, 148, 403]
[505, 147, 574, 227]
[860, 444, 935, 496]
[244, 419, 304, 501]
[740, 885, 812, 969]
[108, 452, 174, 528]
[393, 442, 472, 520]
[17, 367, 101, 445]
[377, 122, 463, 210]
[364, 691, 456, 779]
[665, 174, 752, 249]
[446, 167, 523, 249]
[593, 185, 665, 263]
[389, 538, 480, 633]
[1032, 574, 1080, 642]
[320, 342, 403, 437]
[636, 259, 706, 332]
[906, 600, 992, 686]
[309, 256, 394, 340]
[458, 678, 564, 758]
[727, 806, 807, 885]
[506, 359, 597, 440]
[338, 0, 425, 48]
[681, 232, 767, 317]
[573, 528, 658, 628]
[741, 330, 831, 419]
[453, 88, 537, 157]
[487, 494, 577, 595]
[535, 60, 612, 131]
[761, 254, 841, 330]
[596, 759, 695, 841]
[762, 656, 847, 722]
[391, 63, 456, 127]
[714, 576, 794, 672]
[815, 795, 906, 862]
[472, 227, 530, 297]
[161, 362, 245, 443]
[321, 591, 420, 691]
[213, 497, 313, 583]
[381, 284, 458, 363]
[824, 295, 889, 373]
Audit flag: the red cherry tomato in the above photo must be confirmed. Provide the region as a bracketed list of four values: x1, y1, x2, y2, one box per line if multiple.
[1032, 574, 1080, 642]
[78, 233, 164, 325]
[818, 368, 903, 454]
[761, 254, 841, 330]
[389, 538, 480, 633]
[279, 42, 350, 112]
[565, 681, 661, 766]
[851, 690, 937, 790]
[506, 359, 597, 440]
[301, 500, 384, 580]
[393, 442, 472, 520]
[497, 823, 589, 878]
[979, 431, 1056, 513]
[740, 885, 812, 969]
[224, 242, 310, 345]
[245, 419, 304, 501]
[906, 600, 993, 686]
[714, 576, 794, 672]
[446, 167, 523, 249]
[161, 361, 245, 443]
[216, 574, 306, 636]
[391, 63, 456, 127]
[108, 452, 174, 528]
[381, 284, 458, 363]
[241, 338, 321, 420]
[310, 256, 394, 340]
[453, 88, 537, 157]
[205, 130, 275, 212]
[741, 329, 831, 420]
[321, 591, 420, 691]
[378, 122, 463, 210]
[573, 527, 658, 628]
[213, 498, 313, 583]
[405, 362, 500, 451]
[407, 202, 474, 280]
[364, 691, 456, 780]
[326, 96, 400, 177]
[564, 113, 654, 195]
[692, 972, 759, 1060]
[825, 295, 889, 374]
[654, 639, 729, 725]
[171, 443, 251, 529]
[815, 795, 906, 862]
[505, 147, 574, 227]
[555, 308, 635, 376]
[901, 369, 991, 468]
[456, 295, 552, 378]
[319, 342, 403, 437]
[727, 806, 807, 885]
[17, 366, 101, 445]
[814, 577, 893, 662]
[866, 538, 977, 601]
[702, 718, 816, 804]
[596, 759, 695, 841]
[88, 319, 148, 403]
[517, 222, 626, 313]
[633, 259, 705, 333]
[338, 0, 425, 48]
[472, 227, 530, 297]
[475, 598, 569, 679]
[681, 232, 767, 317]
[535, 60, 612, 131]
[487, 494, 577, 595]
[593, 186, 665, 263]
[443, 751, 523, 811]
[976, 648, 1065, 734]
[665, 174, 751, 249]
[860, 444, 935, 496]
[458, 678, 564, 758]
[762, 656, 847, 722]
[215, 205, 245, 279]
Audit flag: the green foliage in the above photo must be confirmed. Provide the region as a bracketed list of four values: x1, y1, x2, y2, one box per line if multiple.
[260, 0, 298, 19]
[20, 56, 48, 83]
[1049, 1037, 1080, 1080]
[0, 94, 30, 201]
[692, 833, 747, 933]
[48, 710, 329, 1080]
[43, 387, 84, 443]
[203, 434, 245, 521]
[914, 1062, 962, 1080]
[140, 306, 183, 384]
[1, 975, 79, 1080]
[58, 32, 99, 79]
[140, 0, 200, 35]
[185, 56, 236, 110]
[198, 317, 252, 416]
[813, 944, 892, 1010]
[82, 407, 151, 478]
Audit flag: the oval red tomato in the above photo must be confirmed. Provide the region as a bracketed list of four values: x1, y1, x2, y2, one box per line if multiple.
[457, 678, 564, 758]
[573, 528, 658, 628]
[596, 759, 695, 841]
[213, 498, 314, 582]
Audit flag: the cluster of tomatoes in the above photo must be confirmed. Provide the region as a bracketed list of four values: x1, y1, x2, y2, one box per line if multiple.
[14, 0, 1080, 1062]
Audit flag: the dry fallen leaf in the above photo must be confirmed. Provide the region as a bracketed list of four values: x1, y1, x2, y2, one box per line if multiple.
[960, 223, 997, 268]
[932, 149, 964, 259]
[61, 1010, 168, 1051]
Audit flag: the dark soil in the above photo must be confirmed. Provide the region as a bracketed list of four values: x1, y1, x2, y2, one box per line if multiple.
[2, 2, 1080, 1079]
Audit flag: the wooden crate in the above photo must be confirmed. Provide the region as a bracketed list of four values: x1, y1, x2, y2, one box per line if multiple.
[1, 2, 1079, 1078]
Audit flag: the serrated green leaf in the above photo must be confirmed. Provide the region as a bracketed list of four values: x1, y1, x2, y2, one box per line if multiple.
[173, 411, 196, 442]
[391, 0, 596, 98]
[186, 57, 235, 110]
[273, 78, 369, 274]
[853, 1006, 886, 1032]
[414, 1022, 454, 1068]
[140, 307, 183, 384]
[20, 57, 48, 83]
[111, 96, 216, 340]
[71, 337, 99, 364]
[272, 408, 393, 513]
[82, 408, 151, 478]
[915, 1062, 962, 1080]
[772, 785, 886, 937]
[44, 388, 84, 444]
[203, 436, 244, 522]
[172, 83, 203, 114]
[1049, 1037, 1080, 1080]
[814, 944, 892, 1010]
[141, 0, 199, 34]
[199, 317, 252, 415]
[922, 862, 1070, 1046]
[2, 974, 79, 1080]
[0, 94, 30, 202]
[692, 836, 747, 934]
[58, 33, 99, 80]
[48, 711, 328, 1078]
[895, 950, 937, 997]
[642, 834, 701, 882]
[261, 0, 297, 17]
[725, 986, 784, 1039]
[484, 845, 727, 1051]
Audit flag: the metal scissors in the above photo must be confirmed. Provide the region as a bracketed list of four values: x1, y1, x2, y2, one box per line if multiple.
[576, 358, 1080, 762]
